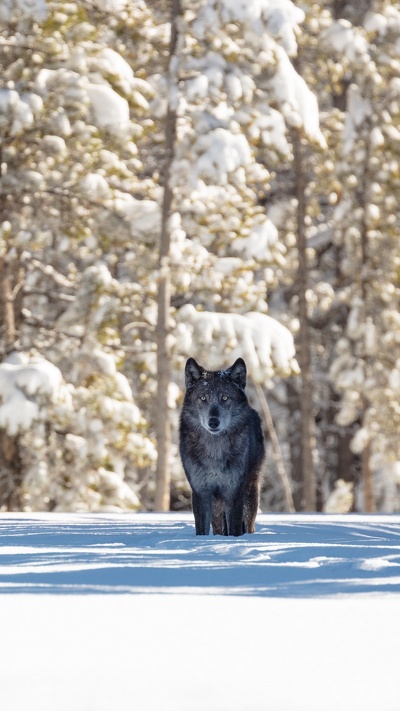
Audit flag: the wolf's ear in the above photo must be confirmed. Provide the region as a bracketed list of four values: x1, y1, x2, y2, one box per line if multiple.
[226, 358, 246, 389]
[185, 358, 203, 388]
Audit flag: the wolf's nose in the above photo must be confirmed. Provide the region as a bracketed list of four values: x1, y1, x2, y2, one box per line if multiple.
[208, 417, 220, 430]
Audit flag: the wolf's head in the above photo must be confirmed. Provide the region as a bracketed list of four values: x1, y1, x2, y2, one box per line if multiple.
[183, 358, 249, 434]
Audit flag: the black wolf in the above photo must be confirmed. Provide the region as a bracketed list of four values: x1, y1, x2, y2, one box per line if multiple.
[179, 357, 265, 536]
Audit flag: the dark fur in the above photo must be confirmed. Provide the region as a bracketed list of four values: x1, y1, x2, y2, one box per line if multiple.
[179, 357, 265, 536]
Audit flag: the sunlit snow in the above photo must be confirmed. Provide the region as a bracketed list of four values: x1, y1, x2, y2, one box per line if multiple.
[0, 513, 399, 711]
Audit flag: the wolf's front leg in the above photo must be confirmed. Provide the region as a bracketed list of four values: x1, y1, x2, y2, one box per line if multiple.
[212, 497, 227, 535]
[243, 480, 260, 533]
[192, 490, 212, 535]
[225, 493, 245, 537]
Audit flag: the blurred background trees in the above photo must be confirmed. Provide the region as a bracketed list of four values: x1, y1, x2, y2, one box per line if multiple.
[1, 0, 400, 514]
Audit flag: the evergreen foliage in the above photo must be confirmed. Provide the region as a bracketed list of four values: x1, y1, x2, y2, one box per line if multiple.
[1, 0, 400, 513]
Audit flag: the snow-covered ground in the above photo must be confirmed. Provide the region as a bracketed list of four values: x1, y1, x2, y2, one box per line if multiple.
[1, 512, 399, 710]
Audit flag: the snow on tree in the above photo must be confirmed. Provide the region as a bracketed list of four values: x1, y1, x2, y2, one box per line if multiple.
[0, 0, 47, 21]
[172, 0, 324, 270]
[0, 1, 160, 510]
[323, 478, 354, 514]
[322, 2, 400, 511]
[0, 0, 325, 512]
[0, 352, 66, 436]
[149, 0, 325, 509]
[176, 304, 299, 381]
[1, 0, 399, 514]
[163, 0, 326, 343]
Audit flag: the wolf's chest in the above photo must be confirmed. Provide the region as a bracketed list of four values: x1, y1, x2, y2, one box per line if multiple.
[193, 436, 247, 483]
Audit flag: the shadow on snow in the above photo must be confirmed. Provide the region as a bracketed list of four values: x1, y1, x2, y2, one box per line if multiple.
[0, 513, 400, 597]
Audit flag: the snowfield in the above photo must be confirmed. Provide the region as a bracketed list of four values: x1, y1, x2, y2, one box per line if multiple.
[0, 512, 399, 711]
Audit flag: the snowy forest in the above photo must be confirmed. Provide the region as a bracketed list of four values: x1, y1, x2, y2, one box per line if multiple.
[1, 0, 400, 514]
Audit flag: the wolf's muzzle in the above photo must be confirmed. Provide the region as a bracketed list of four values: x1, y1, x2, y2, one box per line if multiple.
[208, 416, 220, 431]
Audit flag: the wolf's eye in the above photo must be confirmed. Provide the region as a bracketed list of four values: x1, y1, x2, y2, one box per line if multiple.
[222, 395, 228, 401]
[200, 395, 206, 401]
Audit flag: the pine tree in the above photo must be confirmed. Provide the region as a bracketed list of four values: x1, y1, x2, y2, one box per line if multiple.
[328, 3, 400, 511]
[0, 0, 159, 510]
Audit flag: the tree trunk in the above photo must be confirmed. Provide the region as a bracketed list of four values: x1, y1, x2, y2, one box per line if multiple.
[255, 383, 295, 512]
[154, 0, 181, 511]
[0, 431, 22, 510]
[359, 116, 375, 513]
[362, 441, 375, 513]
[155, 264, 172, 511]
[293, 130, 316, 511]
[286, 381, 303, 510]
[0, 256, 16, 350]
[0, 255, 23, 509]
